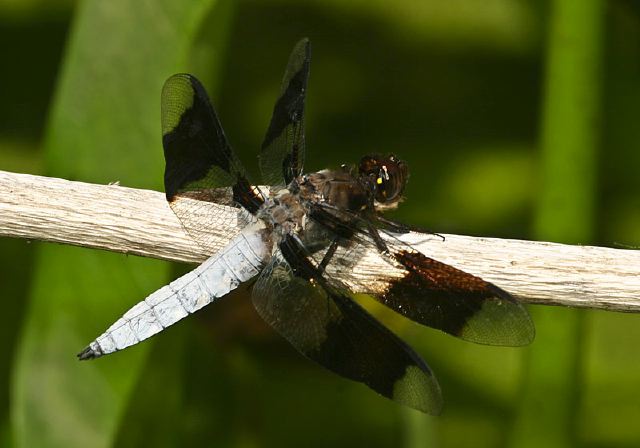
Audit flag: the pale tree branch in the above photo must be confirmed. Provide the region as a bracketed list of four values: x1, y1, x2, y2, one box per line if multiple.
[1, 169, 639, 312]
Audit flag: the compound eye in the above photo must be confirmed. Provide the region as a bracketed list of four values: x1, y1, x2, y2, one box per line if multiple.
[378, 161, 408, 203]
[374, 165, 391, 201]
[359, 154, 408, 204]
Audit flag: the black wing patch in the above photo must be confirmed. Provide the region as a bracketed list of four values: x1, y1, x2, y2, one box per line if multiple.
[162, 74, 263, 210]
[251, 235, 442, 414]
[161, 74, 264, 253]
[259, 38, 311, 187]
[308, 204, 535, 347]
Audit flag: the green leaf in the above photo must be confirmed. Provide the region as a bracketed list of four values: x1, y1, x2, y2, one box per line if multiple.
[510, 0, 604, 446]
[11, 0, 221, 446]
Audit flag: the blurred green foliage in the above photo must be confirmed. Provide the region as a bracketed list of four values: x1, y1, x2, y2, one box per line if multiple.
[1, 0, 639, 447]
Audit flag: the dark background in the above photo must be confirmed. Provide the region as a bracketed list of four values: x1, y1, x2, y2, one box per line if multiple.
[1, 0, 639, 447]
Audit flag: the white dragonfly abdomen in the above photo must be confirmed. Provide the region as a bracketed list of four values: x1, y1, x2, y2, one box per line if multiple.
[79, 228, 269, 359]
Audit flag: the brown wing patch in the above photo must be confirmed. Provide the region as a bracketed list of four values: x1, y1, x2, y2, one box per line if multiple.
[381, 249, 534, 345]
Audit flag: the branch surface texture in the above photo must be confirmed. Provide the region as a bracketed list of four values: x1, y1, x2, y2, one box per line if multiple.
[1, 170, 639, 312]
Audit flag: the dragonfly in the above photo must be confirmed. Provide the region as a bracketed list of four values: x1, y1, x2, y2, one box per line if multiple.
[78, 39, 535, 414]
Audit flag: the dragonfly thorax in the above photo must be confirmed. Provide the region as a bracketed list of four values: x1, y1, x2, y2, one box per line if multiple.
[257, 187, 308, 240]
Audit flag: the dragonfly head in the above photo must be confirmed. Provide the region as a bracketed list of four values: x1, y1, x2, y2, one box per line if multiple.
[359, 154, 409, 206]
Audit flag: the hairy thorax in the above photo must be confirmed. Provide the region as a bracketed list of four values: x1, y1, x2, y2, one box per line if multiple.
[300, 169, 370, 213]
[256, 168, 371, 243]
[257, 187, 308, 241]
